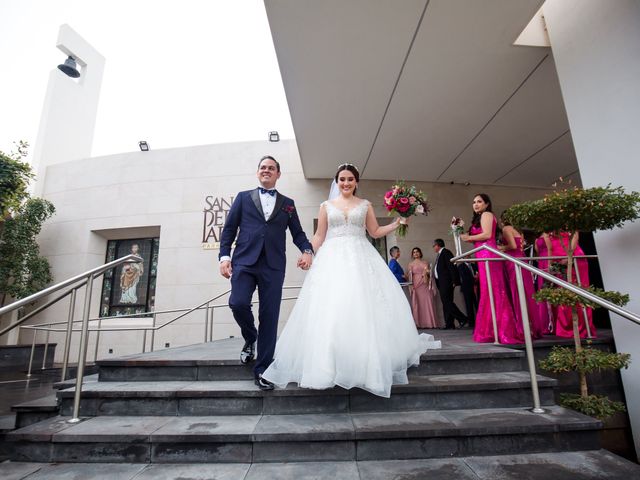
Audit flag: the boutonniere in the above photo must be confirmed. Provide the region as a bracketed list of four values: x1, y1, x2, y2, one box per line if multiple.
[282, 205, 296, 218]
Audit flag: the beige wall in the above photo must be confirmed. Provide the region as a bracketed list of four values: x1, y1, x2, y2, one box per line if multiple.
[28, 139, 549, 362]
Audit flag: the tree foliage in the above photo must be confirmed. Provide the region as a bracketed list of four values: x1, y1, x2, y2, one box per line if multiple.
[539, 346, 631, 375]
[0, 197, 55, 306]
[559, 393, 626, 420]
[0, 141, 34, 218]
[504, 185, 640, 234]
[533, 287, 629, 309]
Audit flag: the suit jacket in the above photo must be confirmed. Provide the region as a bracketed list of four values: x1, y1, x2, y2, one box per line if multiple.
[219, 189, 312, 271]
[388, 258, 405, 283]
[435, 247, 460, 287]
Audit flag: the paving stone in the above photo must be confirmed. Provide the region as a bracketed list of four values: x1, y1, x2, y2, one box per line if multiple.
[357, 437, 460, 461]
[0, 461, 43, 480]
[8, 416, 74, 441]
[352, 410, 454, 439]
[253, 413, 354, 442]
[358, 458, 479, 479]
[151, 415, 261, 442]
[246, 461, 360, 479]
[463, 450, 640, 480]
[441, 408, 555, 435]
[178, 397, 263, 415]
[52, 416, 172, 443]
[95, 398, 178, 416]
[262, 394, 349, 414]
[16, 462, 146, 479]
[134, 463, 251, 479]
[51, 442, 150, 463]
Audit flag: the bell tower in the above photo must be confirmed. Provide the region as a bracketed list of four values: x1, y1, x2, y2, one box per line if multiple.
[32, 24, 105, 194]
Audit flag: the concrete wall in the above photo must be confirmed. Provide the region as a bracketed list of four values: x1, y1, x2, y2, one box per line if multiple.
[28, 139, 550, 363]
[544, 0, 640, 459]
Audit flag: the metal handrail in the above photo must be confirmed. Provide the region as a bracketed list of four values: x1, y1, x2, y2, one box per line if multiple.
[451, 244, 640, 414]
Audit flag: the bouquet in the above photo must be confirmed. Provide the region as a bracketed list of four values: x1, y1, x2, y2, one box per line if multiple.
[450, 216, 464, 255]
[450, 216, 465, 235]
[383, 181, 430, 237]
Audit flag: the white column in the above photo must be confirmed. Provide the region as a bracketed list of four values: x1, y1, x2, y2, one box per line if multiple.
[32, 24, 105, 194]
[544, 0, 640, 459]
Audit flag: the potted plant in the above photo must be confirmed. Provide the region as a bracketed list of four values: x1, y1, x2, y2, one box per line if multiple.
[505, 184, 640, 419]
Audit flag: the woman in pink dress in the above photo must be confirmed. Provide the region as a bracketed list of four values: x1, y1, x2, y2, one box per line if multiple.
[461, 194, 522, 344]
[408, 247, 440, 329]
[549, 232, 596, 338]
[534, 234, 554, 334]
[499, 215, 543, 338]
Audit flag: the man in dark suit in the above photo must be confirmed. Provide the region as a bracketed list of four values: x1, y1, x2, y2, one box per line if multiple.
[219, 156, 313, 390]
[432, 239, 468, 329]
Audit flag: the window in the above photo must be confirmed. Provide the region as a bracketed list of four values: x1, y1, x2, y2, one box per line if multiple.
[100, 238, 159, 317]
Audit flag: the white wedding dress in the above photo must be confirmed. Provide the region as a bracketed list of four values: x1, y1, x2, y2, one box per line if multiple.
[262, 199, 441, 397]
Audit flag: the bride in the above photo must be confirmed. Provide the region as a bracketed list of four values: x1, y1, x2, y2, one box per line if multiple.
[262, 163, 441, 397]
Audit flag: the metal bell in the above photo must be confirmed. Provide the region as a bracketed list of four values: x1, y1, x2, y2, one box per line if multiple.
[57, 56, 81, 78]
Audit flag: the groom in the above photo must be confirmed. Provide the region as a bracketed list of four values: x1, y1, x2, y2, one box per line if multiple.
[219, 156, 313, 390]
[432, 238, 468, 329]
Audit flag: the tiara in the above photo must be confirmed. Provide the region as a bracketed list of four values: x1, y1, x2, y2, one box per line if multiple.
[337, 163, 360, 173]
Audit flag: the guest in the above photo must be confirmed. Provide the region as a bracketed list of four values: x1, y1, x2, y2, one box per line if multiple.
[460, 194, 522, 344]
[432, 239, 468, 329]
[388, 246, 406, 283]
[534, 233, 554, 334]
[549, 232, 596, 338]
[457, 261, 478, 328]
[408, 247, 439, 329]
[499, 214, 543, 338]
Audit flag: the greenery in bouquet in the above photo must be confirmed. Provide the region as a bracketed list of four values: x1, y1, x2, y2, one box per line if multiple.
[383, 182, 430, 237]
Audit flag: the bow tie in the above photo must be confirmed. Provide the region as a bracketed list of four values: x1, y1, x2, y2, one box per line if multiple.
[259, 187, 276, 196]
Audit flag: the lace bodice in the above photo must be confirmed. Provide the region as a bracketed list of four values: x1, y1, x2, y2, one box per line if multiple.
[323, 200, 369, 239]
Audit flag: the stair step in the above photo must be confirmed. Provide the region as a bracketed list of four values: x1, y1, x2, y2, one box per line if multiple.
[56, 372, 557, 416]
[3, 406, 602, 463]
[96, 338, 526, 381]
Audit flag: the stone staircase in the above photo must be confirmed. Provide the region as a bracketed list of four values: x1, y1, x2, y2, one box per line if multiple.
[2, 335, 639, 478]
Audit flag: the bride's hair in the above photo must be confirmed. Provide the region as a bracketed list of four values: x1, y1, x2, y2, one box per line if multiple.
[334, 163, 360, 195]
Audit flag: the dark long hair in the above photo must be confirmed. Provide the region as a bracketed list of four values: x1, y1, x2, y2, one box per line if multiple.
[411, 247, 423, 259]
[334, 163, 360, 195]
[470, 193, 493, 231]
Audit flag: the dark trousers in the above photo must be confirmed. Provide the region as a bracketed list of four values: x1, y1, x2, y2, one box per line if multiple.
[436, 280, 468, 328]
[229, 254, 285, 377]
[459, 282, 478, 328]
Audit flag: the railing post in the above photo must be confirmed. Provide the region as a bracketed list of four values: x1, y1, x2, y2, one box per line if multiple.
[484, 259, 499, 344]
[68, 274, 95, 424]
[142, 328, 147, 353]
[204, 302, 209, 342]
[27, 329, 37, 378]
[209, 306, 214, 342]
[515, 264, 544, 413]
[61, 288, 77, 382]
[572, 258, 593, 338]
[150, 313, 157, 352]
[93, 316, 103, 363]
[41, 329, 51, 370]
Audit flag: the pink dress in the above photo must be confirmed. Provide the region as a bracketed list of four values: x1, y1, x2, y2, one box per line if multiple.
[550, 233, 596, 338]
[472, 217, 523, 344]
[534, 236, 553, 334]
[503, 237, 543, 338]
[409, 262, 439, 329]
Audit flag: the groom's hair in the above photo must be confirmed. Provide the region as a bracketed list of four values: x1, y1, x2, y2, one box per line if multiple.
[258, 155, 281, 172]
[434, 239, 445, 248]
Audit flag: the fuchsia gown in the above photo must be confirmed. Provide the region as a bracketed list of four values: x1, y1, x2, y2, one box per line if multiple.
[503, 237, 543, 338]
[409, 262, 439, 329]
[550, 232, 596, 338]
[534, 236, 553, 334]
[472, 217, 523, 344]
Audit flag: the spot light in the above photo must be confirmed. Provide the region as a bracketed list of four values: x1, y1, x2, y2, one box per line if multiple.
[268, 131, 280, 142]
[57, 56, 81, 78]
[138, 141, 149, 152]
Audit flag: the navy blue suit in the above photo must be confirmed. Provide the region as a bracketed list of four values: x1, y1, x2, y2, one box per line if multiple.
[219, 188, 312, 377]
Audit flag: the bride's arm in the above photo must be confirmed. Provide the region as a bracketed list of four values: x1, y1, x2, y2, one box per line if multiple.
[311, 204, 328, 252]
[365, 204, 402, 239]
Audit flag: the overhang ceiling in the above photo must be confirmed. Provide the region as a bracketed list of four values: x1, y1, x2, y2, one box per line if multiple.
[264, 0, 580, 188]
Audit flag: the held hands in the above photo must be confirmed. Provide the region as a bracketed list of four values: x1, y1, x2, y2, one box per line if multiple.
[297, 252, 313, 270]
[219, 260, 232, 279]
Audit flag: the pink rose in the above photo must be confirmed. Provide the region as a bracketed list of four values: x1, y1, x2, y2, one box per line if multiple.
[409, 196, 416, 204]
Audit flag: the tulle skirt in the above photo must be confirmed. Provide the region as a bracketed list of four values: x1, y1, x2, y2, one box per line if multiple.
[262, 233, 441, 398]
